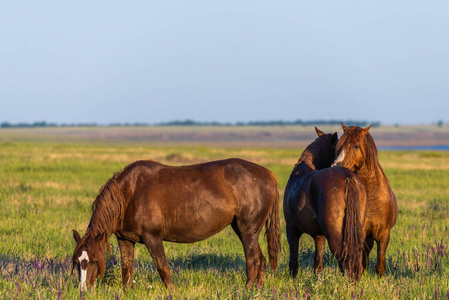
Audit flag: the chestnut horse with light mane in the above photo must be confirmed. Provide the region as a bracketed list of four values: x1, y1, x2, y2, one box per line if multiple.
[284, 128, 367, 280]
[72, 158, 280, 291]
[332, 123, 398, 276]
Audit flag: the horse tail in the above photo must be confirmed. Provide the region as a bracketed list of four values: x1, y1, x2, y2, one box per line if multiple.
[265, 170, 281, 270]
[340, 177, 364, 281]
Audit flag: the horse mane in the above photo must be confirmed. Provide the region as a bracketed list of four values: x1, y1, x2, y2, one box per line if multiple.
[295, 133, 336, 171]
[83, 161, 143, 244]
[89, 175, 126, 235]
[360, 131, 388, 178]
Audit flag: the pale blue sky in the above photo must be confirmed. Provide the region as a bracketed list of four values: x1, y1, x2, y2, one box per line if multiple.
[1, 1, 448, 125]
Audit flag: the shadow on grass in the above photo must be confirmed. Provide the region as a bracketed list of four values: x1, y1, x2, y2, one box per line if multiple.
[171, 253, 246, 272]
[292, 245, 431, 280]
[132, 253, 247, 275]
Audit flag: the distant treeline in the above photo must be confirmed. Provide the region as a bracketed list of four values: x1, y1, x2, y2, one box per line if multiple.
[156, 119, 380, 127]
[0, 119, 380, 128]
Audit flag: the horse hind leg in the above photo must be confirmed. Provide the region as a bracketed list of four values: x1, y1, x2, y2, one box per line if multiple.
[117, 238, 135, 290]
[255, 244, 267, 287]
[286, 226, 302, 278]
[313, 235, 326, 274]
[142, 234, 174, 291]
[231, 219, 262, 288]
[325, 232, 344, 274]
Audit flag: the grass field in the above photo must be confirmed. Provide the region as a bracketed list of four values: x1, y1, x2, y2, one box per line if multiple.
[1, 128, 449, 299]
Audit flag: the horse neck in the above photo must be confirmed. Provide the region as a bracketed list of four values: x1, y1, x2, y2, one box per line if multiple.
[294, 152, 316, 174]
[292, 159, 315, 176]
[357, 161, 392, 200]
[87, 213, 115, 240]
[82, 221, 112, 257]
[294, 141, 334, 175]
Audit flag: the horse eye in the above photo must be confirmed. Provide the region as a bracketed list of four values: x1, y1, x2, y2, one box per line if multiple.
[354, 145, 359, 149]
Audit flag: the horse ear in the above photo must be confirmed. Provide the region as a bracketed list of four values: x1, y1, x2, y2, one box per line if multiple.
[332, 132, 338, 144]
[315, 127, 325, 136]
[73, 230, 81, 244]
[341, 122, 348, 132]
[362, 125, 373, 135]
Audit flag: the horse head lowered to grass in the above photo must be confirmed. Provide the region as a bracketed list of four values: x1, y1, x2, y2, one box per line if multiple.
[284, 128, 367, 281]
[72, 158, 280, 291]
[332, 123, 398, 276]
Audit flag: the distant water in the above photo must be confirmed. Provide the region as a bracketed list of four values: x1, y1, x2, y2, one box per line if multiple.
[379, 145, 449, 151]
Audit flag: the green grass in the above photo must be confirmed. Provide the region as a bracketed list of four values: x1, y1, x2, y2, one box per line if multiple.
[1, 140, 449, 299]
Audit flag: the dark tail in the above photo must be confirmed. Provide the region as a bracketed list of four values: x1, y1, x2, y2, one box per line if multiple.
[265, 171, 281, 270]
[340, 177, 364, 281]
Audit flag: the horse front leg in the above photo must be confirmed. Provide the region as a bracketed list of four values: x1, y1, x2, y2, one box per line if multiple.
[117, 238, 135, 290]
[142, 234, 174, 291]
[363, 235, 374, 271]
[375, 230, 390, 277]
[313, 235, 326, 273]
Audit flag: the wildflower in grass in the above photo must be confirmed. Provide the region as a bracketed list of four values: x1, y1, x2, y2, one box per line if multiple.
[304, 288, 310, 299]
[58, 285, 62, 300]
[15, 282, 21, 294]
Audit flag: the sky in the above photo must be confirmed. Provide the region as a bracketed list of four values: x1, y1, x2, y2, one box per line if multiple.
[1, 1, 448, 125]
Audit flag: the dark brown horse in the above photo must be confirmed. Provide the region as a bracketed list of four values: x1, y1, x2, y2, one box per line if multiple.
[72, 158, 280, 290]
[332, 123, 398, 276]
[284, 128, 367, 280]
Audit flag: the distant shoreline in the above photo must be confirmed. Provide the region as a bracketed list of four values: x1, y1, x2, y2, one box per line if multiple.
[1, 125, 448, 149]
[379, 145, 449, 151]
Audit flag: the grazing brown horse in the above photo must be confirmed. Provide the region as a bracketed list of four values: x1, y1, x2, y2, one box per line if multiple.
[284, 128, 367, 280]
[72, 158, 280, 290]
[332, 123, 398, 276]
